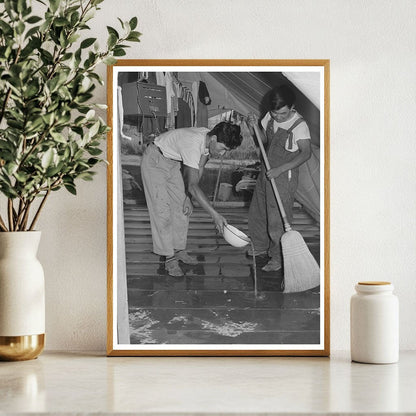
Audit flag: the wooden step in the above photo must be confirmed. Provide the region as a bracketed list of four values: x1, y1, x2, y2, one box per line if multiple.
[127, 289, 320, 310]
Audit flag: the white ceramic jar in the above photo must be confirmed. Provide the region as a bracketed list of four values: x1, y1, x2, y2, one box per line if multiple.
[350, 281, 399, 364]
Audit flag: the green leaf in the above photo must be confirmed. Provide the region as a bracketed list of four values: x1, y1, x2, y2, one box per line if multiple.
[77, 171, 95, 181]
[25, 117, 44, 134]
[59, 29, 67, 47]
[75, 93, 93, 104]
[41, 148, 55, 169]
[0, 183, 18, 198]
[63, 146, 71, 160]
[54, 17, 69, 27]
[5, 162, 18, 176]
[0, 20, 13, 35]
[70, 11, 80, 26]
[42, 113, 55, 125]
[64, 183, 77, 195]
[88, 120, 100, 138]
[80, 37, 96, 49]
[45, 165, 62, 177]
[23, 83, 39, 99]
[50, 131, 67, 143]
[26, 15, 42, 24]
[40, 49, 54, 64]
[74, 148, 84, 159]
[49, 0, 60, 13]
[129, 17, 138, 30]
[126, 31, 141, 42]
[68, 33, 80, 44]
[4, 1, 16, 19]
[106, 26, 119, 39]
[76, 160, 90, 169]
[117, 17, 125, 29]
[14, 171, 28, 183]
[87, 147, 102, 156]
[25, 25, 40, 39]
[113, 47, 126, 57]
[16, 21, 25, 35]
[48, 76, 60, 92]
[0, 141, 14, 152]
[85, 109, 95, 120]
[87, 158, 100, 166]
[17, 0, 27, 14]
[103, 56, 117, 65]
[107, 33, 117, 49]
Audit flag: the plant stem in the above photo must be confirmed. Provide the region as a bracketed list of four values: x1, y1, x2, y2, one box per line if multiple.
[14, 199, 28, 231]
[18, 120, 58, 169]
[0, 214, 8, 232]
[29, 190, 50, 231]
[20, 200, 33, 231]
[14, 199, 23, 230]
[0, 88, 12, 126]
[7, 199, 14, 231]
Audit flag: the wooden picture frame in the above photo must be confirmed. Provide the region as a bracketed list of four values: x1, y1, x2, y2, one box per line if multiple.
[107, 60, 330, 356]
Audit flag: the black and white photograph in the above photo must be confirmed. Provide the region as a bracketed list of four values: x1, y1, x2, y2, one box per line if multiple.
[107, 61, 329, 355]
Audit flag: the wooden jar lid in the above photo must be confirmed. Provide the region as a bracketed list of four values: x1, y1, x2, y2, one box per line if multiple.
[358, 281, 391, 285]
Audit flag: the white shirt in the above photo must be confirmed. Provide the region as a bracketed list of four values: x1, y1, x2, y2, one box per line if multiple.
[154, 127, 209, 169]
[261, 111, 311, 152]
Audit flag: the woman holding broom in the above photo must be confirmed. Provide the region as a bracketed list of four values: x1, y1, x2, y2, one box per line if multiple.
[246, 85, 312, 272]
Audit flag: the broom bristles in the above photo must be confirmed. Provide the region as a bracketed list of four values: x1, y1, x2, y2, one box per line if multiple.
[281, 230, 320, 293]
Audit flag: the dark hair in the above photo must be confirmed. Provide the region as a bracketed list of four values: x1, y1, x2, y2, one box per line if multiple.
[270, 85, 296, 110]
[209, 121, 242, 150]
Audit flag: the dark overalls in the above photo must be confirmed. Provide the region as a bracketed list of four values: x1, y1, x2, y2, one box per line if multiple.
[248, 117, 305, 265]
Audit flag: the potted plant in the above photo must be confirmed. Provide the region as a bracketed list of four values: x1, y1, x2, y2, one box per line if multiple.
[0, 0, 140, 360]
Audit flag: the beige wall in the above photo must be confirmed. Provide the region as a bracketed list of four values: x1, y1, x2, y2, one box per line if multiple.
[34, 0, 416, 351]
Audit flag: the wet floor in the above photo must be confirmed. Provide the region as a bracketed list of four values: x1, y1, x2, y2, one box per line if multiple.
[124, 204, 321, 345]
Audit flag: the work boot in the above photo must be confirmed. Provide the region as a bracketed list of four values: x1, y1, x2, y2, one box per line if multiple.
[175, 250, 198, 265]
[261, 259, 282, 272]
[165, 258, 184, 277]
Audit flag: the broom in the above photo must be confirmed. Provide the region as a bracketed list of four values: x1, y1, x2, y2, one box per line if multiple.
[252, 124, 320, 293]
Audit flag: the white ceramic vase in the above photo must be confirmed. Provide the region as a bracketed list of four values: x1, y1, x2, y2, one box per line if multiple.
[0, 231, 45, 361]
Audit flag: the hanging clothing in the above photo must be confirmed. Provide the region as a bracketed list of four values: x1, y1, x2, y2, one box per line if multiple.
[192, 81, 199, 126]
[196, 81, 211, 127]
[177, 83, 195, 127]
[164, 72, 176, 130]
[198, 81, 211, 104]
[196, 104, 209, 128]
[176, 98, 192, 128]
[156, 72, 166, 86]
[248, 113, 310, 264]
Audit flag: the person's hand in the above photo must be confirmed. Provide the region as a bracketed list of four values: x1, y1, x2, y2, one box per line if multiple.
[183, 196, 193, 216]
[246, 112, 258, 127]
[266, 167, 285, 180]
[213, 212, 228, 234]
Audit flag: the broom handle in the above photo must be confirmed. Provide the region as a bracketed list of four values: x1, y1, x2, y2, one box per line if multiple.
[253, 124, 292, 232]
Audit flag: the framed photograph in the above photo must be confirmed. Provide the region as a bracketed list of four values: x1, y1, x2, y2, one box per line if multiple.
[107, 60, 330, 356]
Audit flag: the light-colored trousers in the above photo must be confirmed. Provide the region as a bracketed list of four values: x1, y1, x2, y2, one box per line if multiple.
[141, 144, 189, 256]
